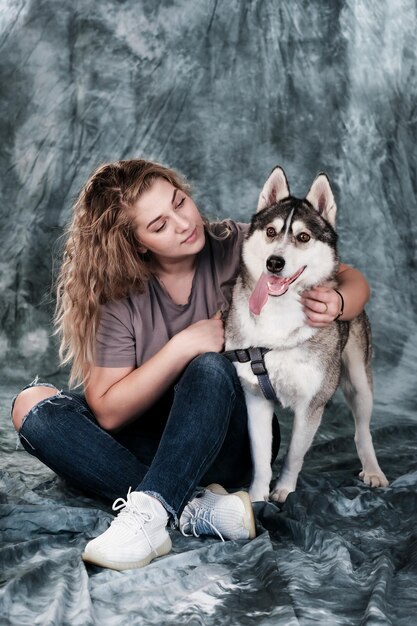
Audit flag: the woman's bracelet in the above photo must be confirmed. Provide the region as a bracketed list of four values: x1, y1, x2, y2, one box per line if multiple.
[334, 289, 344, 320]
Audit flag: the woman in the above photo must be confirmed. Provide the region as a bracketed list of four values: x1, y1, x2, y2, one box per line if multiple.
[11, 159, 370, 571]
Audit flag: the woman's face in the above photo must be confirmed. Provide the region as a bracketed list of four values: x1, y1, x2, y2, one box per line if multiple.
[132, 177, 206, 264]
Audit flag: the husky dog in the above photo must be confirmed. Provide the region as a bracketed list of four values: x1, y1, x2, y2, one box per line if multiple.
[225, 167, 388, 503]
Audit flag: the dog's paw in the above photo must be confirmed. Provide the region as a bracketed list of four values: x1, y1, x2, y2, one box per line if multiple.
[269, 486, 293, 503]
[359, 469, 389, 488]
[249, 491, 270, 503]
[249, 482, 270, 503]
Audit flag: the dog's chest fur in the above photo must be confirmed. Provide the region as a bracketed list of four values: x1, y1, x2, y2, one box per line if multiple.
[225, 278, 341, 409]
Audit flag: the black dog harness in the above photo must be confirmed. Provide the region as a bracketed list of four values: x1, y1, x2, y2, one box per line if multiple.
[223, 347, 278, 402]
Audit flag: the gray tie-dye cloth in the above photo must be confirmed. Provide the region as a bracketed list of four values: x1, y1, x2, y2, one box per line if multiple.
[1, 383, 416, 625]
[1, 0, 417, 622]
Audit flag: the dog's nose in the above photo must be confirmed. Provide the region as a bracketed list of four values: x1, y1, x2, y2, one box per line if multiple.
[266, 255, 285, 274]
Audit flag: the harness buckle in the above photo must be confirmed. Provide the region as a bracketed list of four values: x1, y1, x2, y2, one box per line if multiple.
[251, 359, 267, 376]
[235, 349, 250, 363]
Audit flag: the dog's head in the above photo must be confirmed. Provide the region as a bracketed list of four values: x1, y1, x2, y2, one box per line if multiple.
[243, 167, 339, 315]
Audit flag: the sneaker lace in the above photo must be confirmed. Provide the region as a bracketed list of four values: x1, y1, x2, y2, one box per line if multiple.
[181, 502, 225, 542]
[111, 488, 155, 548]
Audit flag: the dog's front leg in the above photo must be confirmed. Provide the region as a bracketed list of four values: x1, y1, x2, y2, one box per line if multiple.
[271, 405, 324, 503]
[244, 391, 275, 502]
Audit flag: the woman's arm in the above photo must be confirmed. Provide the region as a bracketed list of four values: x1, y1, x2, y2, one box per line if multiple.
[301, 263, 370, 328]
[85, 315, 224, 431]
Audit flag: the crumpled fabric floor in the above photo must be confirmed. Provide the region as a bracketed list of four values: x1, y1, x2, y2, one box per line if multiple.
[1, 1, 417, 623]
[2, 382, 417, 626]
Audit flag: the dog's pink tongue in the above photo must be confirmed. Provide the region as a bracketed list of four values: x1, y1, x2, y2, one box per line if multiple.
[249, 273, 270, 315]
[249, 273, 289, 315]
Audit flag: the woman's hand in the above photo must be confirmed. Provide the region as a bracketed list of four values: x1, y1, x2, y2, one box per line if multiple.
[301, 286, 343, 328]
[301, 264, 370, 328]
[174, 313, 225, 359]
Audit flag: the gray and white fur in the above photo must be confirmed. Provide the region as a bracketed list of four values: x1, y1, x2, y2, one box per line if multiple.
[225, 166, 388, 503]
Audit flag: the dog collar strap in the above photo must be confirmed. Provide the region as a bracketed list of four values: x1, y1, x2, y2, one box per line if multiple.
[223, 347, 278, 402]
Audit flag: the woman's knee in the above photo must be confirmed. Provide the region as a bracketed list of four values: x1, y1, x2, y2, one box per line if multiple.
[188, 352, 235, 378]
[182, 352, 241, 396]
[11, 386, 59, 431]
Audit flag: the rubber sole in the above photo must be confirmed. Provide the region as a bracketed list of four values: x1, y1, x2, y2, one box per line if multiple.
[206, 483, 257, 539]
[81, 535, 172, 571]
[205, 483, 229, 495]
[234, 490, 257, 539]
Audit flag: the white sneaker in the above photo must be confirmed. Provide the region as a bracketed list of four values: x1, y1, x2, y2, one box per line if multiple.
[82, 490, 172, 570]
[179, 483, 256, 541]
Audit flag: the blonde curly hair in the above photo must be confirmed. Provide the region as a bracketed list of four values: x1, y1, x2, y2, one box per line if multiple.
[54, 159, 192, 388]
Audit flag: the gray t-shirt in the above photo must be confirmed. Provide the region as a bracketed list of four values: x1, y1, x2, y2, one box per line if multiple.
[94, 220, 248, 368]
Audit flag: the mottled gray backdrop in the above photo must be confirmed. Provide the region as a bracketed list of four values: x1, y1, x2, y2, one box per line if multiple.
[1, 0, 416, 400]
[2, 2, 417, 625]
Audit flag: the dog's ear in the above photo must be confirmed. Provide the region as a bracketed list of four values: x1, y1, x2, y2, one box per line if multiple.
[306, 173, 337, 227]
[257, 167, 290, 212]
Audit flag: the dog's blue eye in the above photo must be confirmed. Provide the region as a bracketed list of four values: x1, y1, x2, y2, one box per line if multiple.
[297, 232, 310, 243]
[266, 227, 277, 238]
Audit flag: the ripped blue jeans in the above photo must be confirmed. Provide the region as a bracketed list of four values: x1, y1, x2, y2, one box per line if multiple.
[12, 353, 280, 525]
